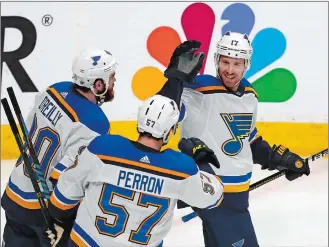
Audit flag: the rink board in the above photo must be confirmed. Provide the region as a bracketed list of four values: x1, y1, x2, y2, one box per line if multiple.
[1, 121, 327, 160]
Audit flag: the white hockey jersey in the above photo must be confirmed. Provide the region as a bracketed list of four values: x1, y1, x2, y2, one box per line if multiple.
[2, 81, 110, 219]
[50, 134, 224, 247]
[180, 75, 259, 193]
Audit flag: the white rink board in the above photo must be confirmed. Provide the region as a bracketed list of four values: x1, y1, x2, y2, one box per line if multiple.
[1, 2, 328, 123]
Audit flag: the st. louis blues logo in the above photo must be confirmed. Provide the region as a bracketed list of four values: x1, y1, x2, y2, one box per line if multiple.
[91, 56, 101, 66]
[221, 113, 253, 156]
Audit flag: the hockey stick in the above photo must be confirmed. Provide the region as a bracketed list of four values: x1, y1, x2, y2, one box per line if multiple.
[1, 98, 55, 232]
[182, 148, 328, 223]
[7, 87, 51, 199]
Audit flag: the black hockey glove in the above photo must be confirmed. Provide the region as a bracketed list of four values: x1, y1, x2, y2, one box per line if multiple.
[178, 137, 220, 169]
[44, 216, 76, 246]
[164, 40, 205, 84]
[266, 144, 310, 181]
[44, 218, 64, 247]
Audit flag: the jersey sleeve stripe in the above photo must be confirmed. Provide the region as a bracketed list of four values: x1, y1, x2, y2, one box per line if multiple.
[248, 128, 258, 142]
[47, 87, 79, 122]
[50, 186, 80, 209]
[70, 223, 100, 247]
[50, 170, 60, 180]
[250, 134, 260, 144]
[50, 194, 77, 210]
[50, 162, 68, 180]
[219, 173, 252, 193]
[54, 163, 67, 172]
[219, 172, 252, 183]
[97, 155, 190, 180]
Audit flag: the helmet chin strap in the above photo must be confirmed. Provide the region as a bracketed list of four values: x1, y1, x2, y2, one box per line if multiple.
[96, 95, 105, 106]
[91, 79, 110, 106]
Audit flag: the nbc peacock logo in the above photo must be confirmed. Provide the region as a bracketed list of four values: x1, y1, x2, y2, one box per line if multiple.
[131, 2, 297, 103]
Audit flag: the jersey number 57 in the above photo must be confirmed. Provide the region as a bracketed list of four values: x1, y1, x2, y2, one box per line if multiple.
[96, 184, 169, 245]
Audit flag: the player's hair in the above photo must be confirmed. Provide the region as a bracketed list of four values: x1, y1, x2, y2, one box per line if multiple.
[139, 131, 162, 141]
[72, 78, 104, 93]
[73, 83, 90, 92]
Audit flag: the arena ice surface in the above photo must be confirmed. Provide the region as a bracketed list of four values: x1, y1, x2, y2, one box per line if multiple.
[1, 158, 327, 247]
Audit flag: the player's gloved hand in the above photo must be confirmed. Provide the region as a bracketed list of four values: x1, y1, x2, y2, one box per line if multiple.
[45, 219, 64, 247]
[178, 137, 220, 169]
[164, 40, 205, 84]
[267, 144, 310, 181]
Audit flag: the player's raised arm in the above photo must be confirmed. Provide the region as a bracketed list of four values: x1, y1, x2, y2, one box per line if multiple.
[157, 40, 204, 107]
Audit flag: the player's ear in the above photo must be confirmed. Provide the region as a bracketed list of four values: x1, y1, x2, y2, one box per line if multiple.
[94, 79, 105, 92]
[165, 124, 178, 144]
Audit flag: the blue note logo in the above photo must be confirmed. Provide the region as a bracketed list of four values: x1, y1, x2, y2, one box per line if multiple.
[91, 56, 101, 66]
[221, 113, 253, 156]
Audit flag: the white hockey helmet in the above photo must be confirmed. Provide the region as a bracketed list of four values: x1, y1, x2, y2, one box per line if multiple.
[214, 31, 253, 75]
[72, 48, 118, 102]
[137, 95, 180, 144]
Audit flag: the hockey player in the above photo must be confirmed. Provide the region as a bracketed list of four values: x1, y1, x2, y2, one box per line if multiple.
[162, 35, 311, 246]
[1, 48, 118, 247]
[46, 94, 224, 247]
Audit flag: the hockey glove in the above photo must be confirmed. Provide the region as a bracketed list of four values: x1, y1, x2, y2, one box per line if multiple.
[178, 137, 220, 169]
[164, 40, 205, 83]
[267, 144, 310, 181]
[45, 220, 64, 247]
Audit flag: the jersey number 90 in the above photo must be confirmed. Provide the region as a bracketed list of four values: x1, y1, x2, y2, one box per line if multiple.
[16, 115, 60, 181]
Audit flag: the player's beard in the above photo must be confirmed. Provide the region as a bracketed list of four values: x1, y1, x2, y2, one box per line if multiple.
[219, 71, 243, 91]
[104, 85, 115, 102]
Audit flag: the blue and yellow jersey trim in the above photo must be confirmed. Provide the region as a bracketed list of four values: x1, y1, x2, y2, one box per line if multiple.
[248, 128, 261, 144]
[50, 186, 79, 210]
[47, 87, 80, 122]
[6, 178, 48, 209]
[196, 85, 227, 94]
[98, 155, 191, 180]
[185, 75, 258, 98]
[211, 176, 224, 208]
[244, 87, 258, 98]
[241, 77, 258, 98]
[46, 82, 110, 134]
[208, 193, 224, 209]
[70, 223, 100, 247]
[196, 85, 258, 98]
[219, 172, 252, 193]
[50, 163, 67, 180]
[88, 135, 199, 179]
[5, 177, 48, 210]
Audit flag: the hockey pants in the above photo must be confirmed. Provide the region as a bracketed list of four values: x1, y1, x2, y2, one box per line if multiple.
[2, 213, 70, 247]
[195, 190, 259, 247]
